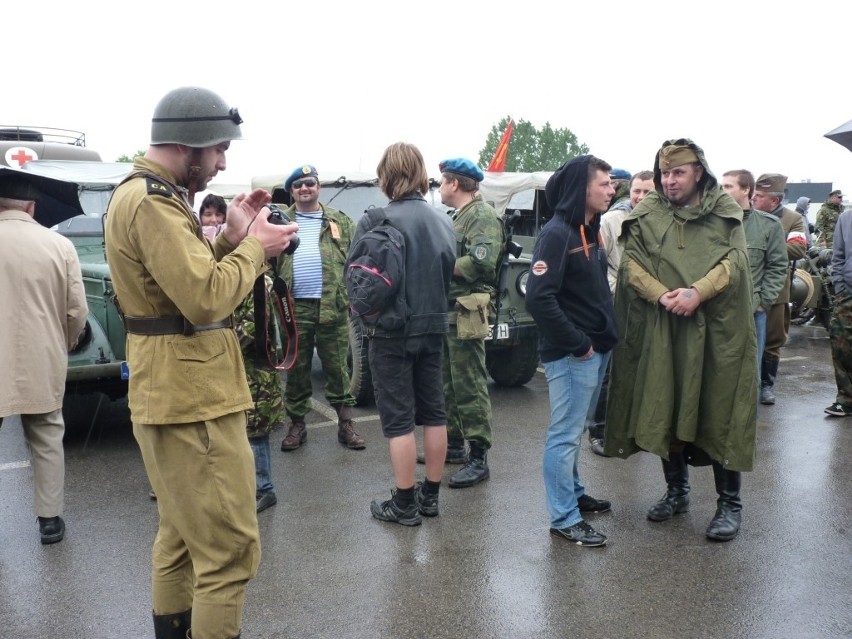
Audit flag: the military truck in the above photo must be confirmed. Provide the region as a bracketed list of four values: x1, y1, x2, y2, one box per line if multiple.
[1, 126, 101, 168]
[19, 160, 134, 399]
[250, 171, 548, 405]
[477, 171, 553, 388]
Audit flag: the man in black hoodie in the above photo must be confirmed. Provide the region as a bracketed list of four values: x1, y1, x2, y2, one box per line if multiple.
[526, 155, 618, 547]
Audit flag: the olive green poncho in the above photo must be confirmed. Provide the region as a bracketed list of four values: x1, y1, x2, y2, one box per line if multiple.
[604, 139, 758, 471]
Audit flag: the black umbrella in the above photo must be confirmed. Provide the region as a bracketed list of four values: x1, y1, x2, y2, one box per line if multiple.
[825, 118, 852, 153]
[0, 165, 85, 228]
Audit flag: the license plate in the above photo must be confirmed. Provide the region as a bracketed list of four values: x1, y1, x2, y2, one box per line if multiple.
[486, 323, 509, 341]
[120, 361, 130, 380]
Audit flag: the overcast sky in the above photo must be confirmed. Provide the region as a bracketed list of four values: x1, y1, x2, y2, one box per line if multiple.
[7, 1, 852, 194]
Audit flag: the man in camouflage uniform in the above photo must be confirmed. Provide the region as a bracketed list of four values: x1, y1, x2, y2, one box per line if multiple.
[816, 189, 844, 248]
[278, 165, 365, 452]
[438, 158, 506, 488]
[234, 273, 284, 513]
[827, 205, 852, 416]
[752, 174, 808, 405]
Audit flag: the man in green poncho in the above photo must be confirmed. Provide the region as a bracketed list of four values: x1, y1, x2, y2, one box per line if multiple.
[604, 138, 757, 542]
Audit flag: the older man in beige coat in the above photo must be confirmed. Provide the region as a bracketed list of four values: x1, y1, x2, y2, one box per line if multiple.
[0, 174, 87, 544]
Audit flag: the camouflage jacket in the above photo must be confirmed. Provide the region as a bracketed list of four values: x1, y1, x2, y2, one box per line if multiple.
[234, 274, 284, 438]
[816, 202, 843, 247]
[448, 195, 506, 303]
[278, 202, 354, 324]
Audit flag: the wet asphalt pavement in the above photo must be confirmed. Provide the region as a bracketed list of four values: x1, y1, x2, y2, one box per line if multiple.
[0, 323, 850, 639]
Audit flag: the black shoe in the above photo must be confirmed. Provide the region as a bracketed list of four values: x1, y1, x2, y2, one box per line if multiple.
[148, 488, 157, 500]
[414, 482, 439, 517]
[825, 402, 852, 417]
[256, 491, 278, 513]
[578, 494, 611, 514]
[759, 385, 775, 405]
[416, 444, 466, 465]
[647, 494, 690, 522]
[706, 505, 741, 541]
[370, 491, 422, 526]
[38, 516, 65, 545]
[448, 456, 489, 488]
[589, 437, 609, 457]
[550, 520, 607, 547]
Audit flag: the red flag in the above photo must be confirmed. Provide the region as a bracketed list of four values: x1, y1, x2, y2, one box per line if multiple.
[487, 120, 514, 172]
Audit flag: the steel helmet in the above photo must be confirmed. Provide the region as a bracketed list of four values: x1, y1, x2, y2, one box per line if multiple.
[150, 86, 243, 147]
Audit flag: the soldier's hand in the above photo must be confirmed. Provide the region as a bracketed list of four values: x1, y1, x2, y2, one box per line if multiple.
[222, 189, 273, 245]
[247, 209, 299, 259]
[666, 287, 701, 316]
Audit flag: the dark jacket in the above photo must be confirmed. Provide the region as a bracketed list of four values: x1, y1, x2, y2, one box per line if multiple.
[525, 155, 618, 362]
[353, 194, 455, 338]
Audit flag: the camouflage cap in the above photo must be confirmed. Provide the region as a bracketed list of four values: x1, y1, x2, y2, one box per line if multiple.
[658, 144, 699, 170]
[755, 173, 788, 194]
[830, 189, 843, 198]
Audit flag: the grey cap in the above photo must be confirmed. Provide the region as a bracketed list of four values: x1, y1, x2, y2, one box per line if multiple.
[151, 86, 243, 147]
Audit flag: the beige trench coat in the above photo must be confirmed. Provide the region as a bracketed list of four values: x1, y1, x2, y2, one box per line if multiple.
[0, 210, 87, 416]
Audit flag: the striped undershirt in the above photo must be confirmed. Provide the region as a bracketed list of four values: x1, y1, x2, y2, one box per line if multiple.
[292, 210, 324, 298]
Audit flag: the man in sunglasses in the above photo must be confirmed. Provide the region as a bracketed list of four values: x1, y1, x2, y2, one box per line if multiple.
[277, 165, 365, 452]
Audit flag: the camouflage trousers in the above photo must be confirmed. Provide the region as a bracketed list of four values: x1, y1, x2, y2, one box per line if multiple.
[829, 294, 852, 407]
[285, 299, 354, 418]
[443, 331, 493, 449]
[245, 354, 285, 439]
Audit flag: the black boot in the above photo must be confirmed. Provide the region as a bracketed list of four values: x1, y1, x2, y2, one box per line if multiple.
[448, 443, 490, 488]
[154, 609, 191, 639]
[760, 354, 779, 405]
[647, 452, 690, 521]
[416, 436, 466, 464]
[706, 462, 742, 541]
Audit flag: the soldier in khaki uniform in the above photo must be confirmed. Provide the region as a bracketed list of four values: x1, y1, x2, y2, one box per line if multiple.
[438, 158, 505, 488]
[104, 86, 298, 639]
[752, 174, 808, 405]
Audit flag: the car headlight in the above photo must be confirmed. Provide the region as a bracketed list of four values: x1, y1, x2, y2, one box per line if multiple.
[516, 270, 529, 297]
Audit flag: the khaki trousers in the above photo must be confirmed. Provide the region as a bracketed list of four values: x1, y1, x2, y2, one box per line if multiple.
[2, 409, 66, 517]
[135, 412, 260, 639]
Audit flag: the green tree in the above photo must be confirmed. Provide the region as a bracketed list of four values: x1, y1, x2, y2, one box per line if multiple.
[116, 150, 145, 163]
[478, 116, 589, 172]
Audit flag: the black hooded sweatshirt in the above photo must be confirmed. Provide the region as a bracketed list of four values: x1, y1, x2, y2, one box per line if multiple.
[525, 155, 618, 362]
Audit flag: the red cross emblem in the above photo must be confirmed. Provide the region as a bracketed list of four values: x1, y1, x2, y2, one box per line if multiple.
[5, 147, 37, 167]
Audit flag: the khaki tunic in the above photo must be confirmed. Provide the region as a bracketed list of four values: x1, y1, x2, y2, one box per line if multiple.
[104, 158, 267, 424]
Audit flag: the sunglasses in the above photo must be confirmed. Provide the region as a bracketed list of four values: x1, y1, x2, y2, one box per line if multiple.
[292, 178, 318, 189]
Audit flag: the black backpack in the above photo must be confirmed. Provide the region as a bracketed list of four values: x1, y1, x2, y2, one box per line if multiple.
[345, 208, 407, 332]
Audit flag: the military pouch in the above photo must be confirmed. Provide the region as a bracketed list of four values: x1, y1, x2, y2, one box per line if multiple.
[455, 293, 491, 340]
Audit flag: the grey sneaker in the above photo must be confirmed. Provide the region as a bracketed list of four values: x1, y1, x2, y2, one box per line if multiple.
[550, 520, 607, 547]
[370, 491, 422, 526]
[414, 482, 439, 517]
[256, 491, 278, 513]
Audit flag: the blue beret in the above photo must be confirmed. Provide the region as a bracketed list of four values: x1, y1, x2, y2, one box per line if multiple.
[439, 158, 484, 182]
[284, 164, 318, 191]
[609, 168, 631, 181]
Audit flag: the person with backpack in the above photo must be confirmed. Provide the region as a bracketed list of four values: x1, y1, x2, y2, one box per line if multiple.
[350, 142, 455, 526]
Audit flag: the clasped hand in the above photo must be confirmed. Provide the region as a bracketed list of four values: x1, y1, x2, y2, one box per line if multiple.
[659, 287, 701, 317]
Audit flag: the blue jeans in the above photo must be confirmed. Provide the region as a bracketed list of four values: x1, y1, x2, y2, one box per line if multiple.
[754, 309, 766, 370]
[542, 351, 610, 529]
[249, 435, 275, 495]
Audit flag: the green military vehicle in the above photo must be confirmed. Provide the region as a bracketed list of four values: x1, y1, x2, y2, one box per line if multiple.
[251, 171, 548, 405]
[477, 171, 553, 388]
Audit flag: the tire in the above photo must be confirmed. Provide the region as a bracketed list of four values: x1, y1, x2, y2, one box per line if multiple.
[347, 319, 374, 406]
[486, 337, 540, 387]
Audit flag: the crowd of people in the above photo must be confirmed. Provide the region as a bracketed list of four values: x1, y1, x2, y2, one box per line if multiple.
[2, 84, 848, 639]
